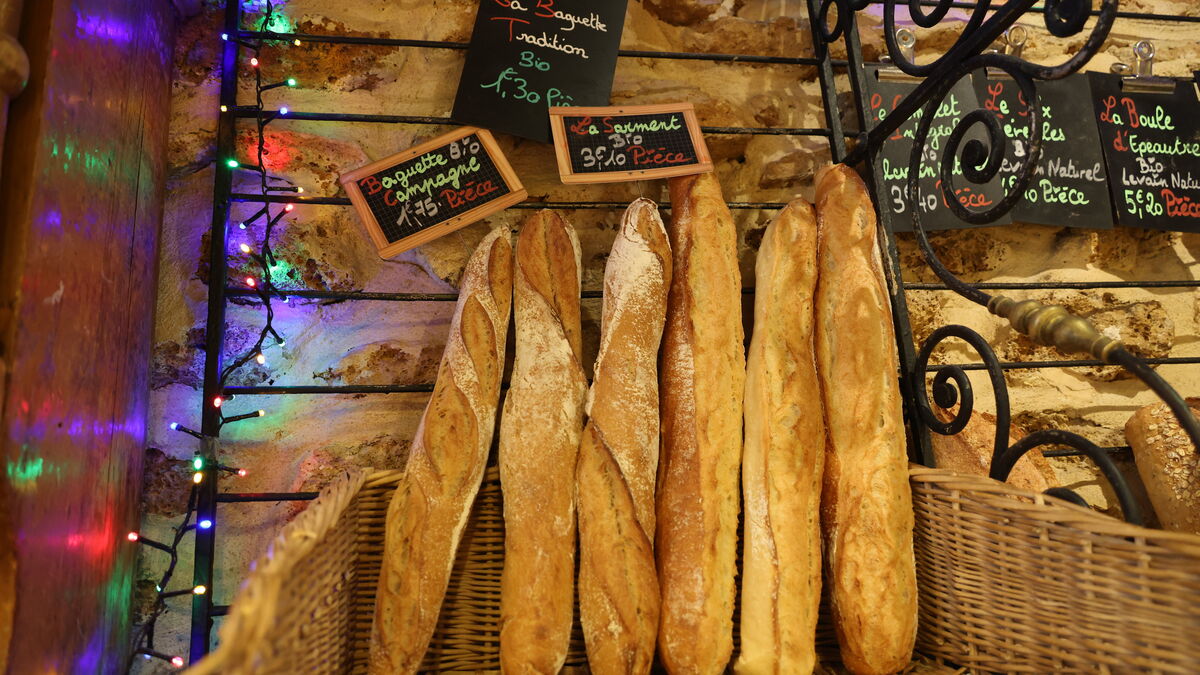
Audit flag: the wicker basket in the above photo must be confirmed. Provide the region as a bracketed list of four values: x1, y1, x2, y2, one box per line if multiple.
[188, 465, 1200, 674]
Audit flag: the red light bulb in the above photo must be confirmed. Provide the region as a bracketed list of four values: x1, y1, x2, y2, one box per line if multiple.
[171, 656, 185, 668]
[212, 396, 223, 409]
[237, 468, 248, 477]
[127, 531, 139, 542]
[284, 203, 295, 212]
[245, 277, 257, 288]
[249, 57, 259, 67]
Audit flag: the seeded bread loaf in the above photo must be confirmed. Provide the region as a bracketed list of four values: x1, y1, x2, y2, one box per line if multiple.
[1125, 399, 1200, 534]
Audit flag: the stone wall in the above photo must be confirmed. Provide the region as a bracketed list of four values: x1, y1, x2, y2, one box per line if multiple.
[135, 0, 1200, 669]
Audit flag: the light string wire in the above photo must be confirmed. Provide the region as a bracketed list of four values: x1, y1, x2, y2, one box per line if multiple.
[127, 2, 283, 670]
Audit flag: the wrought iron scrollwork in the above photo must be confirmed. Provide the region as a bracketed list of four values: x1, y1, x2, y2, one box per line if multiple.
[913, 325, 1144, 524]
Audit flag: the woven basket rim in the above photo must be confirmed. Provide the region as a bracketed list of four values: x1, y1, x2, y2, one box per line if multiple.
[908, 463, 1200, 552]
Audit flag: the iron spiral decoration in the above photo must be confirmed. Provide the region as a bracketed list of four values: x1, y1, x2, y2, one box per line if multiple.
[819, 0, 1200, 518]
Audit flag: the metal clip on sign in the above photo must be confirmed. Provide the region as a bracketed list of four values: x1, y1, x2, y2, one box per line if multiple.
[877, 28, 919, 83]
[1112, 40, 1175, 94]
[985, 26, 1027, 80]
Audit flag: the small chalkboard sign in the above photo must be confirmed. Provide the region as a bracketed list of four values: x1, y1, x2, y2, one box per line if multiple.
[548, 104, 712, 183]
[339, 127, 526, 258]
[865, 65, 1012, 231]
[452, 0, 630, 143]
[1089, 73, 1200, 232]
[971, 73, 1113, 229]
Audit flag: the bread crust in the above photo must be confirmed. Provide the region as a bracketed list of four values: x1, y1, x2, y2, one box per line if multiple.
[814, 165, 916, 675]
[577, 198, 671, 675]
[656, 173, 745, 675]
[735, 199, 824, 675]
[368, 228, 513, 674]
[499, 211, 587, 674]
[1125, 398, 1200, 534]
[929, 409, 1054, 494]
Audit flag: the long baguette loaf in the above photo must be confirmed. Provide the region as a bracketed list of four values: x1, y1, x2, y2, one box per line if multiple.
[577, 198, 672, 675]
[368, 228, 513, 674]
[657, 172, 745, 675]
[1125, 398, 1200, 534]
[814, 165, 916, 675]
[735, 199, 824, 675]
[499, 210, 588, 674]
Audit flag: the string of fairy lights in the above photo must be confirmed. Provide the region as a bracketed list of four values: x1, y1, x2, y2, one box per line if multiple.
[127, 1, 294, 670]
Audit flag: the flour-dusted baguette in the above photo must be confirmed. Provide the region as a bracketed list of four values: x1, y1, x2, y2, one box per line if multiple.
[735, 199, 824, 675]
[499, 210, 588, 674]
[369, 228, 513, 675]
[814, 165, 916, 675]
[1125, 398, 1200, 534]
[657, 172, 745, 675]
[577, 198, 672, 675]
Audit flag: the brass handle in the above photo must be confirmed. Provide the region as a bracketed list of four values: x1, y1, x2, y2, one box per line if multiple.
[987, 295, 1122, 363]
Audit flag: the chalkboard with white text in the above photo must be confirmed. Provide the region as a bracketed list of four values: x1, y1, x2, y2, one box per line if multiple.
[452, 0, 630, 143]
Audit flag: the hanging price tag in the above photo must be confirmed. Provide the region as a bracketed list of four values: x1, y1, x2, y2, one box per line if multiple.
[548, 103, 712, 184]
[339, 127, 527, 258]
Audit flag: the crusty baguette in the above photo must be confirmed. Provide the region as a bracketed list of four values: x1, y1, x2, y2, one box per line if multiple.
[657, 172, 745, 675]
[577, 198, 672, 675]
[368, 228, 513, 674]
[735, 199, 824, 675]
[930, 409, 1054, 494]
[1125, 398, 1200, 534]
[499, 210, 588, 674]
[814, 164, 916, 675]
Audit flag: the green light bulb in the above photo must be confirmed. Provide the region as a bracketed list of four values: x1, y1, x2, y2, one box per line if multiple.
[192, 457, 203, 470]
[287, 78, 297, 87]
[226, 159, 239, 168]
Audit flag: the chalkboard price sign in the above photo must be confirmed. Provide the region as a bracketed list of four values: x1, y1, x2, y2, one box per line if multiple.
[548, 104, 712, 183]
[864, 66, 1013, 231]
[452, 0, 630, 143]
[972, 74, 1113, 229]
[339, 127, 527, 258]
[1089, 73, 1200, 232]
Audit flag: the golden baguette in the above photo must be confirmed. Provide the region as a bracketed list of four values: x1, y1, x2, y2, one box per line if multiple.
[735, 199, 824, 675]
[814, 164, 916, 675]
[577, 198, 672, 675]
[499, 210, 588, 674]
[657, 173, 745, 675]
[368, 228, 513, 674]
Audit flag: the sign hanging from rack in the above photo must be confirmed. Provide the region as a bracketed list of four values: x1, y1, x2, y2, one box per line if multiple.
[452, 0, 630, 143]
[548, 103, 712, 183]
[864, 65, 1013, 231]
[971, 73, 1113, 229]
[339, 127, 527, 258]
[1088, 72, 1200, 232]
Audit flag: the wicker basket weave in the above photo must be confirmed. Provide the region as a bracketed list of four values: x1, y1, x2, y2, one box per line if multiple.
[188, 465, 1200, 674]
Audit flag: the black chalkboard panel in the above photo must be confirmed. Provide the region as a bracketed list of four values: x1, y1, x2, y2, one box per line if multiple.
[1089, 72, 1200, 232]
[971, 73, 1113, 229]
[548, 104, 712, 183]
[452, 0, 630, 143]
[339, 127, 527, 258]
[864, 65, 1012, 231]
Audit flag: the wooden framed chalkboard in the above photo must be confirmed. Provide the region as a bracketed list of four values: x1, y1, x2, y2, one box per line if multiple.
[452, 0, 630, 143]
[339, 127, 527, 258]
[548, 104, 712, 184]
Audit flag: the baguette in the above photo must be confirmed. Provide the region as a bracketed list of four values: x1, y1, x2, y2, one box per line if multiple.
[735, 199, 824, 675]
[1124, 398, 1200, 534]
[368, 228, 513, 674]
[499, 211, 588, 673]
[577, 198, 672, 674]
[814, 165, 916, 675]
[657, 172, 745, 675]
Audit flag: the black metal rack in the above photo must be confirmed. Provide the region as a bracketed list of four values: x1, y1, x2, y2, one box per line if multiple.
[184, 0, 1200, 663]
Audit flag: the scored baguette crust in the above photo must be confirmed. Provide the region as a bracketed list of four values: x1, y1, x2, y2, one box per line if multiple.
[735, 200, 824, 675]
[814, 165, 916, 675]
[368, 228, 513, 675]
[1125, 398, 1200, 534]
[499, 210, 588, 674]
[657, 173, 745, 675]
[577, 198, 672, 675]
